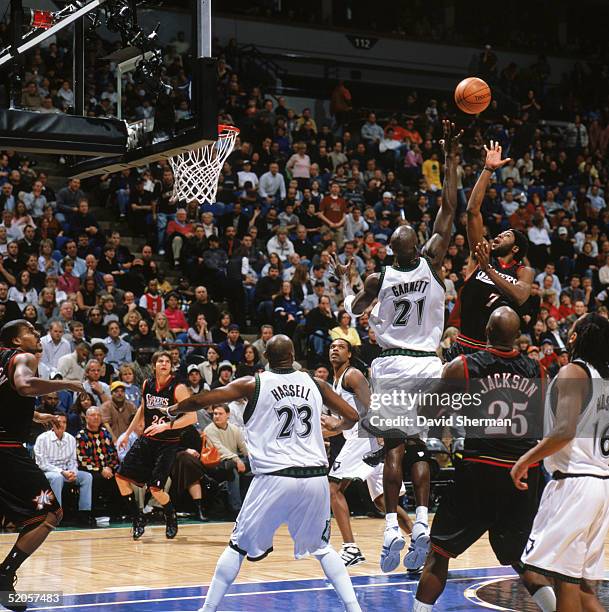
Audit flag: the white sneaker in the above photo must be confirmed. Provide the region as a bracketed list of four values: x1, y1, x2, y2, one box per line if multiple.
[158, 248, 166, 256]
[340, 544, 366, 567]
[379, 526, 405, 572]
[404, 521, 430, 570]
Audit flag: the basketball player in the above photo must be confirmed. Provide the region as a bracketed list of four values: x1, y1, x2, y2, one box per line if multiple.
[162, 335, 363, 612]
[0, 320, 85, 611]
[513, 313, 609, 612]
[414, 307, 556, 612]
[327, 338, 412, 566]
[446, 141, 533, 359]
[116, 350, 194, 540]
[334, 120, 461, 572]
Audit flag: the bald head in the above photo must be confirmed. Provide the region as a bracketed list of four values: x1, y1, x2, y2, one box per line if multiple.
[265, 334, 295, 367]
[390, 225, 418, 264]
[486, 306, 521, 348]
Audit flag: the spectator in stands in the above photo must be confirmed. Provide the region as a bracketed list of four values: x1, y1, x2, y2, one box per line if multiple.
[83, 359, 110, 406]
[40, 320, 72, 371]
[104, 321, 133, 369]
[204, 404, 249, 514]
[360, 112, 384, 148]
[8, 269, 38, 311]
[100, 381, 137, 442]
[34, 413, 94, 526]
[152, 311, 174, 346]
[266, 227, 295, 262]
[57, 341, 90, 381]
[131, 318, 159, 354]
[319, 182, 347, 246]
[166, 208, 194, 267]
[218, 324, 245, 365]
[139, 278, 164, 317]
[258, 162, 286, 204]
[330, 310, 362, 346]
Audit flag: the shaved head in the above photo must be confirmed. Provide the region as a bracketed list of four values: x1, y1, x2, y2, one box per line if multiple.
[265, 334, 295, 366]
[486, 306, 520, 348]
[389, 225, 418, 264]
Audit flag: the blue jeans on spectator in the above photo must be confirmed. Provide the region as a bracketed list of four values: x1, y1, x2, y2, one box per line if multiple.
[226, 456, 250, 512]
[157, 213, 176, 252]
[116, 189, 130, 217]
[45, 470, 93, 511]
[310, 329, 331, 355]
[256, 300, 274, 324]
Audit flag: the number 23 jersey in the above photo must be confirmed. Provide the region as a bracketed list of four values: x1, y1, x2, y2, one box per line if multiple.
[370, 257, 445, 352]
[242, 369, 327, 475]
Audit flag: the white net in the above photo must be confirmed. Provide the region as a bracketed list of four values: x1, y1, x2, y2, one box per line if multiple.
[169, 125, 240, 205]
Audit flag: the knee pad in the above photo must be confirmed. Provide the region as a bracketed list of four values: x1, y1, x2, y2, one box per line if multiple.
[403, 440, 435, 475]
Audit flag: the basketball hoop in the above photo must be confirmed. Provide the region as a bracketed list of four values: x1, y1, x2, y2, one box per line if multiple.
[169, 124, 240, 205]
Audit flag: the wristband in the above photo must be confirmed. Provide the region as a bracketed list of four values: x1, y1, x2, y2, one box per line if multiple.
[343, 294, 361, 318]
[483, 166, 495, 173]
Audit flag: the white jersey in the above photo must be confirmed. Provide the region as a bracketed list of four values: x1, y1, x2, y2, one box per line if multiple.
[369, 257, 445, 352]
[332, 366, 368, 440]
[544, 361, 609, 477]
[243, 369, 327, 474]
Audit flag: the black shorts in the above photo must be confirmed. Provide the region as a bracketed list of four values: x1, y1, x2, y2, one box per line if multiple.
[431, 459, 541, 565]
[0, 445, 62, 527]
[117, 436, 180, 490]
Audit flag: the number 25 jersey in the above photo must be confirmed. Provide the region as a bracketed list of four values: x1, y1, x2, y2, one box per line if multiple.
[369, 257, 445, 352]
[243, 369, 327, 475]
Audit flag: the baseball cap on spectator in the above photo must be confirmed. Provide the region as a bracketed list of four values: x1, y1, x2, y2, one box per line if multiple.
[382, 192, 393, 199]
[228, 324, 240, 332]
[558, 347, 569, 355]
[187, 364, 200, 374]
[540, 339, 554, 348]
[558, 227, 568, 236]
[110, 381, 126, 392]
[354, 231, 364, 238]
[218, 361, 233, 373]
[527, 346, 540, 354]
[381, 211, 391, 218]
[242, 160, 251, 165]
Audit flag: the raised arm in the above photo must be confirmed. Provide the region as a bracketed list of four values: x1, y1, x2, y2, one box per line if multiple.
[167, 376, 256, 416]
[421, 121, 462, 271]
[12, 353, 84, 397]
[511, 363, 588, 490]
[466, 141, 511, 259]
[331, 254, 380, 318]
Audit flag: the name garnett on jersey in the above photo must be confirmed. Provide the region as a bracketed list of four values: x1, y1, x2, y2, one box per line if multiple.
[270, 383, 312, 402]
[391, 279, 429, 297]
[475, 269, 518, 286]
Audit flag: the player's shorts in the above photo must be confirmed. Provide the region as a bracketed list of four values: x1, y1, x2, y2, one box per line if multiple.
[431, 459, 541, 565]
[328, 435, 405, 500]
[230, 473, 332, 561]
[0, 445, 62, 527]
[522, 475, 609, 582]
[117, 436, 180, 490]
[367, 351, 443, 438]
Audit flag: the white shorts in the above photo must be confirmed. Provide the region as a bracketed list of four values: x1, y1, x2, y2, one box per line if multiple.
[329, 435, 406, 500]
[370, 354, 443, 438]
[522, 476, 609, 582]
[230, 474, 332, 561]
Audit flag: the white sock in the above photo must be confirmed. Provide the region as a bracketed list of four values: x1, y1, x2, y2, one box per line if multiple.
[413, 599, 434, 611]
[385, 512, 398, 529]
[532, 585, 556, 612]
[415, 506, 429, 525]
[201, 547, 244, 611]
[316, 549, 362, 612]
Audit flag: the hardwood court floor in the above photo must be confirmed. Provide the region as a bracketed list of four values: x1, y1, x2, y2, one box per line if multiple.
[3, 517, 607, 596]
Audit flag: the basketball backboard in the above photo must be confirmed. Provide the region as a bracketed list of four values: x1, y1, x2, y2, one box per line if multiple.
[0, 0, 217, 178]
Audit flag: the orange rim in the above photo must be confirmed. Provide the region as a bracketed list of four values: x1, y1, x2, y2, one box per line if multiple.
[218, 124, 240, 136]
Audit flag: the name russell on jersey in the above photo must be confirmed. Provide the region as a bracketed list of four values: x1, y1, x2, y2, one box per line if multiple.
[270, 384, 312, 403]
[391, 279, 430, 297]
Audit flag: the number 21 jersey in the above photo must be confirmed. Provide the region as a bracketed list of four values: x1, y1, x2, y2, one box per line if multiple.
[243, 369, 327, 474]
[370, 257, 445, 352]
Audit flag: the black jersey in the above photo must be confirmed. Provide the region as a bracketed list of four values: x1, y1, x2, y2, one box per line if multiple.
[142, 375, 181, 442]
[0, 349, 34, 444]
[461, 347, 545, 463]
[456, 258, 523, 348]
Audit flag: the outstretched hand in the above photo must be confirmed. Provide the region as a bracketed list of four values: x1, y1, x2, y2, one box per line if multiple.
[475, 240, 491, 271]
[329, 253, 353, 279]
[483, 140, 511, 170]
[440, 120, 463, 157]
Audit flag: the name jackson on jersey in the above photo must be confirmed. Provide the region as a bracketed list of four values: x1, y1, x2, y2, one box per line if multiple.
[271, 384, 312, 403]
[478, 373, 539, 396]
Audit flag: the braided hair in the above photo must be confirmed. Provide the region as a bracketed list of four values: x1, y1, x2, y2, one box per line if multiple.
[570, 313, 609, 378]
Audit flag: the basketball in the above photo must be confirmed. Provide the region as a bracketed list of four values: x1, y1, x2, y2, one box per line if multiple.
[454, 77, 492, 114]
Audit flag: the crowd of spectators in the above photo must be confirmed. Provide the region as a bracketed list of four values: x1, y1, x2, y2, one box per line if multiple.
[0, 19, 609, 523]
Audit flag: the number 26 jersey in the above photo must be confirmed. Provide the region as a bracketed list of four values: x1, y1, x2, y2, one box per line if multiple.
[369, 257, 445, 352]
